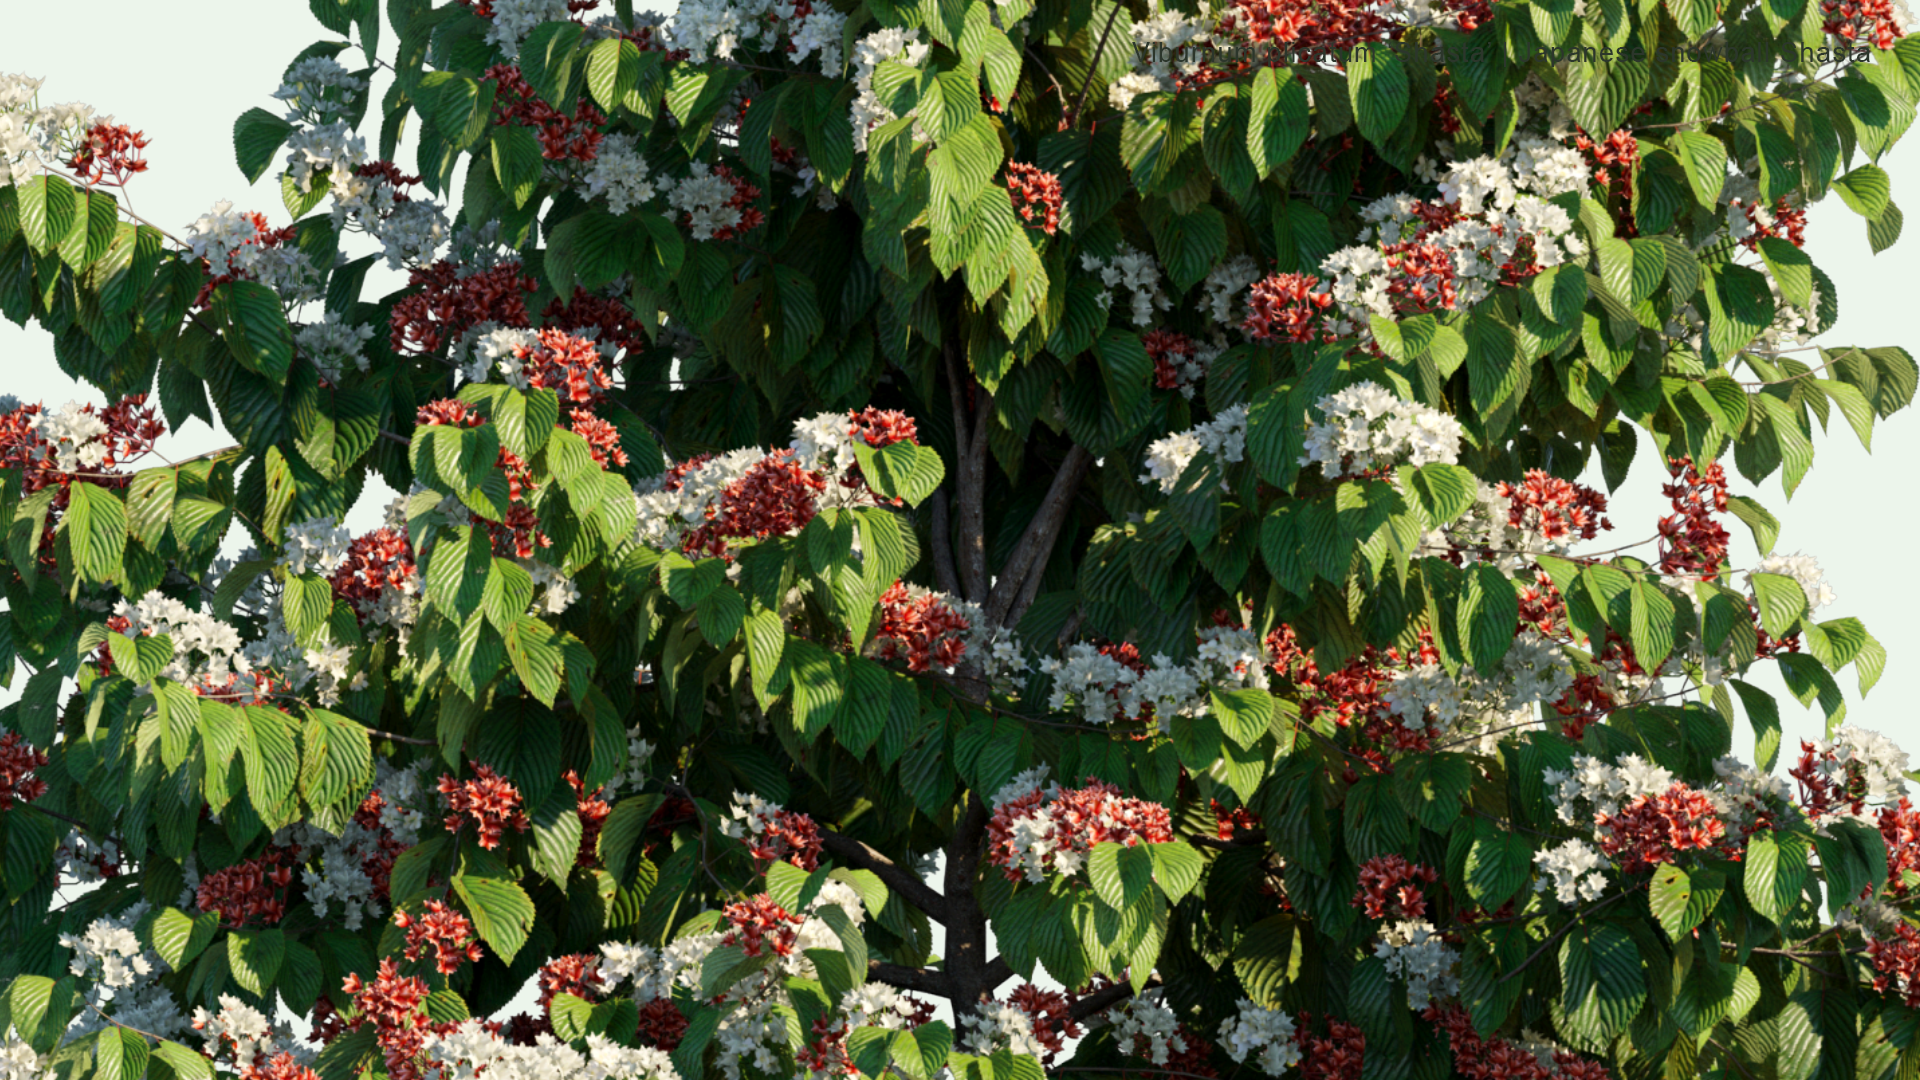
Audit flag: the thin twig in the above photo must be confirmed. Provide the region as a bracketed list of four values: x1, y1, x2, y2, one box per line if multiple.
[1070, 3, 1128, 127]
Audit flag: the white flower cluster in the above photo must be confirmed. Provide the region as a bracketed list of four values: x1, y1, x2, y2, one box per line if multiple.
[284, 119, 367, 196]
[0, 73, 100, 185]
[1805, 726, 1911, 815]
[633, 447, 766, 551]
[1532, 838, 1609, 904]
[280, 517, 354, 577]
[29, 401, 111, 473]
[1300, 381, 1463, 478]
[667, 163, 752, 241]
[1203, 255, 1261, 326]
[785, 1, 847, 72]
[849, 30, 930, 153]
[1081, 244, 1172, 328]
[1217, 1000, 1302, 1073]
[425, 1024, 681, 1080]
[1038, 644, 1138, 724]
[190, 995, 284, 1066]
[0, 1037, 39, 1080]
[961, 1001, 1047, 1059]
[273, 55, 367, 125]
[1109, 11, 1210, 109]
[284, 762, 424, 930]
[1140, 404, 1247, 494]
[582, 132, 657, 215]
[373, 198, 452, 270]
[481, 0, 576, 56]
[528, 560, 581, 615]
[1374, 920, 1459, 1010]
[183, 200, 323, 304]
[62, 904, 153, 990]
[1543, 752, 1677, 826]
[296, 311, 375, 384]
[113, 589, 250, 690]
[1749, 552, 1837, 614]
[1383, 631, 1574, 753]
[1423, 479, 1570, 577]
[1106, 990, 1188, 1065]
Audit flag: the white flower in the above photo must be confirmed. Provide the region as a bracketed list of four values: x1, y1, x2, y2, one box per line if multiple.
[29, 401, 110, 473]
[1749, 552, 1836, 614]
[1532, 838, 1609, 904]
[283, 120, 367, 195]
[1141, 404, 1247, 493]
[583, 133, 657, 215]
[1218, 1000, 1301, 1074]
[279, 518, 353, 577]
[962, 1001, 1045, 1058]
[482, 0, 576, 56]
[296, 312, 375, 383]
[1081, 244, 1172, 328]
[666, 163, 750, 241]
[273, 56, 367, 124]
[1374, 919, 1459, 1010]
[849, 29, 930, 152]
[1107, 991, 1187, 1066]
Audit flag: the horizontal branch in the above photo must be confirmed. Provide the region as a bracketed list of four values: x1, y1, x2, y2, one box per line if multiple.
[1068, 974, 1161, 1023]
[819, 828, 948, 926]
[868, 960, 950, 997]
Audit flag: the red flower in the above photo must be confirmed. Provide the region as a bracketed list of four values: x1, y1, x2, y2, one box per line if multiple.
[1494, 470, 1612, 542]
[1295, 1013, 1365, 1080]
[1656, 456, 1732, 580]
[637, 998, 689, 1049]
[1823, 0, 1908, 47]
[537, 952, 605, 1007]
[197, 848, 298, 927]
[1006, 984, 1084, 1063]
[873, 582, 971, 673]
[544, 287, 651, 355]
[65, 121, 151, 187]
[1005, 162, 1064, 236]
[1596, 783, 1728, 872]
[1869, 923, 1920, 1006]
[682, 450, 827, 558]
[439, 765, 531, 849]
[239, 1053, 321, 1080]
[566, 770, 613, 867]
[1243, 273, 1334, 343]
[1143, 330, 1198, 392]
[0, 733, 49, 810]
[484, 63, 608, 162]
[389, 260, 537, 356]
[342, 959, 439, 1080]
[1351, 855, 1438, 920]
[330, 527, 417, 624]
[507, 327, 614, 405]
[1425, 1004, 1612, 1080]
[396, 899, 484, 975]
[720, 894, 805, 958]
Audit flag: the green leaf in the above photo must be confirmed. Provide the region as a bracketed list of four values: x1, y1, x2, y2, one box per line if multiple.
[1459, 562, 1520, 673]
[849, 442, 945, 507]
[234, 108, 298, 184]
[94, 1026, 150, 1080]
[145, 908, 219, 971]
[214, 280, 295, 383]
[1210, 687, 1272, 750]
[1246, 65, 1310, 176]
[1349, 44, 1409, 148]
[1835, 163, 1892, 218]
[64, 482, 127, 585]
[1750, 571, 1808, 637]
[15, 175, 77, 256]
[519, 21, 585, 109]
[228, 928, 286, 996]
[1558, 923, 1645, 1041]
[505, 615, 566, 706]
[454, 863, 537, 963]
[1671, 131, 1727, 206]
[1148, 841, 1203, 902]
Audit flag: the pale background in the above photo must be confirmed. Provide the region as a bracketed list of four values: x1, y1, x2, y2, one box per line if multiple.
[1, 0, 1916, 1026]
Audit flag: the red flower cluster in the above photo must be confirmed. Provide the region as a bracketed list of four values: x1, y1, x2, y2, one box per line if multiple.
[742, 803, 823, 871]
[351, 790, 408, 902]
[1655, 456, 1732, 580]
[1005, 162, 1063, 236]
[1006, 984, 1084, 1063]
[342, 959, 440, 1080]
[0, 395, 164, 493]
[543, 287, 651, 355]
[1144, 330, 1198, 392]
[0, 733, 49, 810]
[638, 998, 690, 1048]
[847, 406, 919, 449]
[1215, 0, 1398, 54]
[1266, 624, 1438, 767]
[197, 848, 297, 927]
[239, 1053, 322, 1080]
[1824, 0, 1909, 46]
[1739, 198, 1809, 251]
[985, 779, 1175, 882]
[1243, 273, 1334, 343]
[1295, 1014, 1365, 1080]
[566, 770, 613, 867]
[329, 527, 417, 624]
[353, 160, 423, 204]
[439, 765, 531, 849]
[1443, 0, 1493, 28]
[1596, 783, 1727, 872]
[537, 952, 605, 1006]
[1380, 241, 1459, 314]
[1880, 798, 1920, 899]
[1495, 471, 1612, 542]
[507, 327, 614, 404]
[721, 893, 806, 958]
[1869, 924, 1920, 1007]
[873, 582, 971, 673]
[1792, 738, 1865, 819]
[65, 121, 151, 187]
[483, 63, 607, 161]
[1425, 1004, 1612, 1080]
[1351, 855, 1438, 919]
[800, 1016, 857, 1078]
[1553, 672, 1617, 740]
[396, 899, 484, 975]
[681, 164, 764, 241]
[389, 260, 537, 355]
[1575, 128, 1640, 238]
[1212, 799, 1260, 839]
[683, 450, 827, 558]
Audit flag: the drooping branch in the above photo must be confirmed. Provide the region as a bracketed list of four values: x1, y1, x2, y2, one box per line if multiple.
[984, 444, 1093, 628]
[818, 828, 948, 926]
[944, 341, 992, 603]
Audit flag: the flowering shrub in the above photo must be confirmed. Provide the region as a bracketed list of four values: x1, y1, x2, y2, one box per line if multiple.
[0, 0, 1917, 1077]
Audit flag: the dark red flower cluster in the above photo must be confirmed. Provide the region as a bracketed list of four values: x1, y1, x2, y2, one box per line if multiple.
[1824, 0, 1908, 46]
[1266, 624, 1438, 768]
[721, 893, 806, 958]
[683, 164, 764, 241]
[1443, 0, 1493, 30]
[389, 260, 537, 356]
[1380, 241, 1459, 314]
[483, 63, 607, 161]
[1425, 1005, 1612, 1080]
[197, 848, 297, 927]
[1553, 672, 1616, 740]
[506, 327, 614, 404]
[985, 779, 1175, 882]
[1351, 855, 1438, 919]
[396, 899, 484, 975]
[682, 450, 827, 558]
[329, 527, 417, 624]
[1005, 162, 1063, 236]
[1656, 456, 1732, 580]
[439, 764, 531, 849]
[1295, 1014, 1365, 1080]
[0, 395, 164, 493]
[537, 952, 604, 1006]
[741, 803, 823, 870]
[873, 582, 971, 673]
[0, 733, 49, 810]
[1879, 798, 1920, 899]
[1739, 198, 1809, 251]
[352, 160, 423, 205]
[1243, 273, 1334, 342]
[638, 998, 689, 1048]
[543, 287, 650, 355]
[1212, 799, 1260, 839]
[1869, 924, 1920, 1006]
[565, 770, 613, 867]
[65, 121, 150, 187]
[351, 790, 408, 902]
[1214, 0, 1399, 54]
[342, 959, 441, 1080]
[800, 1016, 857, 1078]
[1006, 985, 1084, 1063]
[1143, 330, 1198, 392]
[239, 1052, 322, 1080]
[1495, 471, 1612, 542]
[847, 406, 918, 449]
[1792, 738, 1866, 819]
[1596, 783, 1728, 872]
